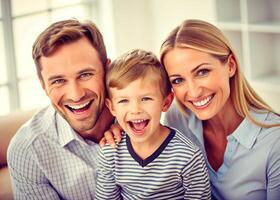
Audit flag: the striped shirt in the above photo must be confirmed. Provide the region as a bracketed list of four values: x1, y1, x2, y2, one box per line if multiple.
[7, 106, 99, 200]
[95, 128, 211, 200]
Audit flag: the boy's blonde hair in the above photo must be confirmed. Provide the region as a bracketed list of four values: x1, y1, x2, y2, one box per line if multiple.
[106, 49, 171, 98]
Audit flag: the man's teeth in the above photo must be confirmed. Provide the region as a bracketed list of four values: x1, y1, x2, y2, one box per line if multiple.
[192, 96, 213, 107]
[67, 101, 90, 110]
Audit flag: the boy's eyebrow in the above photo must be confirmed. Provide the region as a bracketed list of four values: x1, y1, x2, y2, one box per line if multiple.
[169, 62, 211, 77]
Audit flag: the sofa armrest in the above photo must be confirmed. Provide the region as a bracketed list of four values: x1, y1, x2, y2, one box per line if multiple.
[0, 109, 36, 167]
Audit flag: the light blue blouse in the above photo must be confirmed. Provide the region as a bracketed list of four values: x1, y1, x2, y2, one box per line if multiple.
[164, 102, 280, 200]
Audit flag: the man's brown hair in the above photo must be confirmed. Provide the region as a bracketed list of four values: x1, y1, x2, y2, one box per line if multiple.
[32, 19, 107, 80]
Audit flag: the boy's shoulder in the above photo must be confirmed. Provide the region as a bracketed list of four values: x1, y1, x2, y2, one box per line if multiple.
[168, 127, 200, 153]
[100, 132, 127, 155]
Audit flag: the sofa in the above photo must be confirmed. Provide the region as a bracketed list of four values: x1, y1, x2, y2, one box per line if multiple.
[0, 109, 36, 200]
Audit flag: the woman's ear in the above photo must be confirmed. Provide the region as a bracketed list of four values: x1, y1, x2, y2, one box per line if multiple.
[105, 98, 116, 117]
[162, 92, 174, 112]
[227, 54, 237, 77]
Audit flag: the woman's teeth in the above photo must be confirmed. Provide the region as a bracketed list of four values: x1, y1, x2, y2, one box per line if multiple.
[192, 95, 213, 107]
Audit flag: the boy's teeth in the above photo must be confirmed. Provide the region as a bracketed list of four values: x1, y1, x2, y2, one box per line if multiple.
[130, 119, 145, 123]
[193, 96, 212, 107]
[68, 101, 90, 110]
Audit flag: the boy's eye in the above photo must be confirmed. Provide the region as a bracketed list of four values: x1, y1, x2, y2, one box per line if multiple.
[117, 99, 128, 104]
[51, 79, 65, 85]
[142, 97, 152, 101]
[196, 68, 210, 76]
[171, 77, 184, 85]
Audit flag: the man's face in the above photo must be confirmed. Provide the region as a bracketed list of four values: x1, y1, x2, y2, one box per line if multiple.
[40, 37, 105, 134]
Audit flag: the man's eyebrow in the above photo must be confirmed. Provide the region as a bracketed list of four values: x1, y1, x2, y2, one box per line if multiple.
[48, 75, 64, 82]
[78, 68, 97, 74]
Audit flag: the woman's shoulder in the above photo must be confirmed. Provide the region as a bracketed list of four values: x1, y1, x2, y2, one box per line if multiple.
[164, 102, 190, 125]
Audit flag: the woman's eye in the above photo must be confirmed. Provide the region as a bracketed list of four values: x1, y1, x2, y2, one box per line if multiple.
[197, 69, 210, 76]
[171, 78, 184, 85]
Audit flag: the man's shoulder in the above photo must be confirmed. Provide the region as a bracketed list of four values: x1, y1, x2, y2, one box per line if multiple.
[8, 106, 56, 154]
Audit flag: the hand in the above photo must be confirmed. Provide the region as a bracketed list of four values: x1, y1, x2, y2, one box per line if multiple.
[99, 123, 123, 148]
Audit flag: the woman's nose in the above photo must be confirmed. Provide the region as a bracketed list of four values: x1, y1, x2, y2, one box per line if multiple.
[186, 80, 202, 99]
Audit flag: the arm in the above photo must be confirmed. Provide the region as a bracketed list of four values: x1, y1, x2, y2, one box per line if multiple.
[7, 129, 61, 200]
[267, 137, 280, 200]
[95, 146, 122, 200]
[182, 149, 211, 200]
[99, 123, 123, 148]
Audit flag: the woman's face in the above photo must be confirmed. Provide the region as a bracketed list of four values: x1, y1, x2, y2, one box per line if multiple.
[163, 47, 236, 120]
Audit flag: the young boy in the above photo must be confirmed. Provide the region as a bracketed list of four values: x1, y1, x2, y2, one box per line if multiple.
[95, 49, 211, 199]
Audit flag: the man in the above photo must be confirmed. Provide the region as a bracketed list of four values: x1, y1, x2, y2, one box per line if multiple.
[7, 19, 114, 199]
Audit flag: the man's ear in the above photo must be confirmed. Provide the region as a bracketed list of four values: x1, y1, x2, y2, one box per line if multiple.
[105, 98, 116, 117]
[39, 78, 49, 96]
[162, 92, 174, 112]
[106, 59, 111, 70]
[227, 54, 237, 78]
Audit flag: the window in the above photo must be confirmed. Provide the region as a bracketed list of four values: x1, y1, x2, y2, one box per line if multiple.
[0, 0, 98, 116]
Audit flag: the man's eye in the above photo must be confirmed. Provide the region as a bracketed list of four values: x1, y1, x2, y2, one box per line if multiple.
[117, 99, 128, 104]
[197, 69, 210, 76]
[142, 97, 152, 101]
[80, 73, 93, 79]
[171, 78, 184, 85]
[51, 79, 65, 85]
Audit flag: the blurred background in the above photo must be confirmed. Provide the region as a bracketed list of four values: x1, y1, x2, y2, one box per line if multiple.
[0, 0, 279, 116]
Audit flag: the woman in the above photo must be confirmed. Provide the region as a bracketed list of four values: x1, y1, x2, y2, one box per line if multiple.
[160, 19, 280, 200]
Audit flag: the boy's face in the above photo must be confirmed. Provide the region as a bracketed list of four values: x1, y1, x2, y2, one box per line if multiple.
[106, 73, 173, 146]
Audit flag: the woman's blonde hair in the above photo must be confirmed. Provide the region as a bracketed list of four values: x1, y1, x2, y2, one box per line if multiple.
[160, 19, 279, 128]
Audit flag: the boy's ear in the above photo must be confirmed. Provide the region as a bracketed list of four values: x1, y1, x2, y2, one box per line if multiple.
[105, 98, 116, 117]
[162, 92, 174, 112]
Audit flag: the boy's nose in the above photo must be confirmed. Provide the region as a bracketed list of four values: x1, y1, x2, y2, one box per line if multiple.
[130, 101, 142, 114]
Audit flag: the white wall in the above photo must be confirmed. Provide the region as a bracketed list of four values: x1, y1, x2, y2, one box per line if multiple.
[150, 0, 215, 55]
[105, 0, 215, 58]
[99, 0, 280, 112]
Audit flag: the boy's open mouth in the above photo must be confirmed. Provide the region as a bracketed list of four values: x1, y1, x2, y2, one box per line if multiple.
[128, 119, 149, 132]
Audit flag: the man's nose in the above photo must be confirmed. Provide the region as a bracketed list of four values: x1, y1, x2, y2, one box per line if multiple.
[67, 82, 85, 101]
